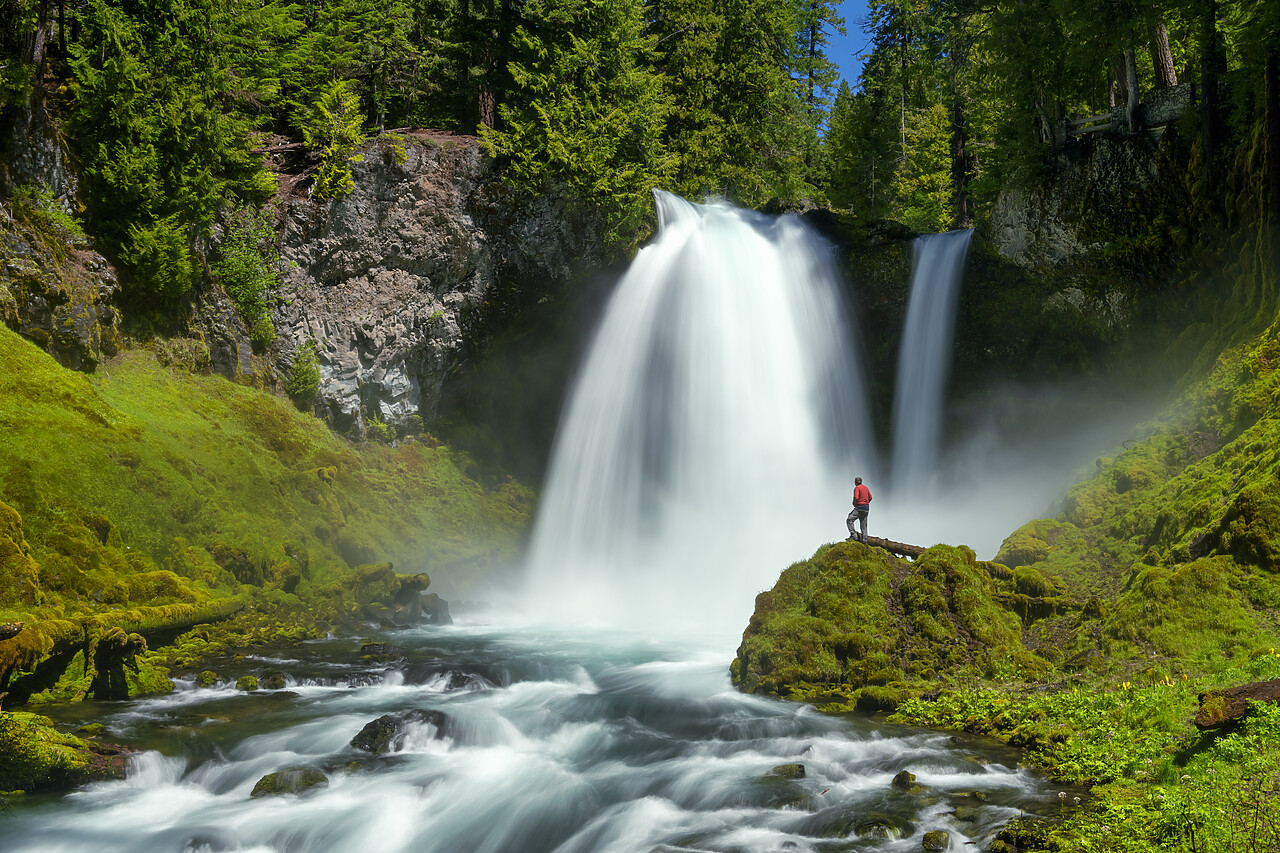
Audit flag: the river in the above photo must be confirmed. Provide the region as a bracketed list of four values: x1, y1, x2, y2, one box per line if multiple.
[6, 617, 1059, 853]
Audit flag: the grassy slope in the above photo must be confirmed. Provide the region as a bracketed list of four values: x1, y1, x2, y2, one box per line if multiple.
[0, 324, 532, 687]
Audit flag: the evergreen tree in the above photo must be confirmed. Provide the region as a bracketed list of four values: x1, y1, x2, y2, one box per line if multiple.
[481, 0, 671, 240]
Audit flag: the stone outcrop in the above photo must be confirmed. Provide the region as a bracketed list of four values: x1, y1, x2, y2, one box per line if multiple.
[0, 95, 120, 372]
[988, 133, 1159, 269]
[271, 131, 610, 435]
[0, 200, 121, 372]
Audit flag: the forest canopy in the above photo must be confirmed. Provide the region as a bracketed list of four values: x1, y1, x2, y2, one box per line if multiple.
[2, 0, 1278, 270]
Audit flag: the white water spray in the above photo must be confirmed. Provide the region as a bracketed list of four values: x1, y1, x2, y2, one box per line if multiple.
[890, 229, 974, 496]
[525, 191, 873, 635]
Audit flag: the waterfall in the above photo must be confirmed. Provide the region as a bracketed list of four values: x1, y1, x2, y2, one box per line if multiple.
[890, 229, 973, 496]
[524, 191, 874, 634]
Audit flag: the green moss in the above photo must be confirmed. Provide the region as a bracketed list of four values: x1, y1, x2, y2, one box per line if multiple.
[235, 675, 259, 691]
[0, 711, 124, 792]
[0, 326, 532, 696]
[734, 541, 1047, 697]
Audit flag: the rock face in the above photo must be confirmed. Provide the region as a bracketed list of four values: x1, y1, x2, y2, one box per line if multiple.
[272, 132, 610, 435]
[0, 96, 120, 372]
[0, 201, 121, 372]
[987, 133, 1159, 269]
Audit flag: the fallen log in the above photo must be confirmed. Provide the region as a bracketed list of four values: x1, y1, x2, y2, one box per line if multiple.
[847, 536, 927, 559]
[1196, 678, 1280, 728]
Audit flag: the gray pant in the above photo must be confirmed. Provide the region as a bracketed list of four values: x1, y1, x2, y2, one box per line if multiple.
[847, 505, 869, 541]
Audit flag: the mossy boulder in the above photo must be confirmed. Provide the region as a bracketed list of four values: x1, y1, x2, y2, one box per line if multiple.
[249, 766, 329, 797]
[768, 763, 805, 778]
[0, 711, 129, 792]
[921, 829, 950, 850]
[0, 500, 40, 607]
[733, 541, 1049, 699]
[235, 675, 259, 691]
[196, 670, 220, 688]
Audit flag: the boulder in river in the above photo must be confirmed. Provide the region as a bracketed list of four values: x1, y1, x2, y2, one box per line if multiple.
[768, 763, 805, 778]
[922, 829, 950, 850]
[250, 767, 329, 797]
[260, 672, 287, 690]
[891, 769, 917, 790]
[350, 709, 449, 754]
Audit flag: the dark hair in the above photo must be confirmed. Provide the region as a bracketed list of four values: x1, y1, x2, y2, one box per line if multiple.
[855, 477, 862, 485]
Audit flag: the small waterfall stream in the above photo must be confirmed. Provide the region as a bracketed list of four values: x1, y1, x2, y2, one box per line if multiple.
[890, 230, 974, 497]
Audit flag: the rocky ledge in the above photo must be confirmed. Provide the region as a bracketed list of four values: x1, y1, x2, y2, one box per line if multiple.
[271, 131, 611, 436]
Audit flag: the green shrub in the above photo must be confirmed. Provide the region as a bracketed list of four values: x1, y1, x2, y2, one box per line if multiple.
[212, 206, 281, 345]
[298, 80, 364, 201]
[249, 317, 275, 354]
[119, 215, 194, 300]
[283, 342, 321, 409]
[10, 184, 86, 247]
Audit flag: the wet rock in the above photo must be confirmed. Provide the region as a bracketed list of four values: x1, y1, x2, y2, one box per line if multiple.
[196, 671, 220, 688]
[768, 763, 805, 779]
[260, 672, 287, 690]
[249, 766, 329, 797]
[891, 770, 917, 790]
[350, 708, 448, 754]
[0, 711, 131, 792]
[360, 643, 405, 662]
[922, 829, 949, 850]
[235, 676, 259, 692]
[1195, 679, 1280, 728]
[991, 817, 1051, 852]
[421, 593, 452, 625]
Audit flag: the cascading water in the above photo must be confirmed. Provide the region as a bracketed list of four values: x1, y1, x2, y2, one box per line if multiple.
[525, 191, 874, 634]
[889, 229, 974, 496]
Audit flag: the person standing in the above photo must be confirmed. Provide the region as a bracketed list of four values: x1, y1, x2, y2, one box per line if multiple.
[846, 477, 872, 542]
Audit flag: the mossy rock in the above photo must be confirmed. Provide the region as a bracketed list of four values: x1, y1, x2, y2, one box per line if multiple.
[921, 829, 950, 850]
[0, 500, 40, 607]
[0, 711, 129, 792]
[767, 763, 805, 778]
[235, 675, 259, 691]
[260, 671, 287, 690]
[196, 670, 220, 688]
[735, 542, 1047, 698]
[249, 766, 329, 797]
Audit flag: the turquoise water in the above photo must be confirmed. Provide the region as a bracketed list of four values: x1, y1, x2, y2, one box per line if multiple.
[7, 620, 1059, 853]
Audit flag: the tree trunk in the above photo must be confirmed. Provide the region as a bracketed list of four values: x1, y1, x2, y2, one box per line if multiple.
[1125, 48, 1142, 132]
[1150, 18, 1177, 89]
[25, 0, 51, 83]
[1110, 53, 1127, 110]
[1267, 47, 1280, 230]
[1200, 0, 1223, 188]
[951, 47, 971, 228]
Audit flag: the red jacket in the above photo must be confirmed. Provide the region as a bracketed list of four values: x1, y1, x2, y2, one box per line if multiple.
[853, 484, 872, 506]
